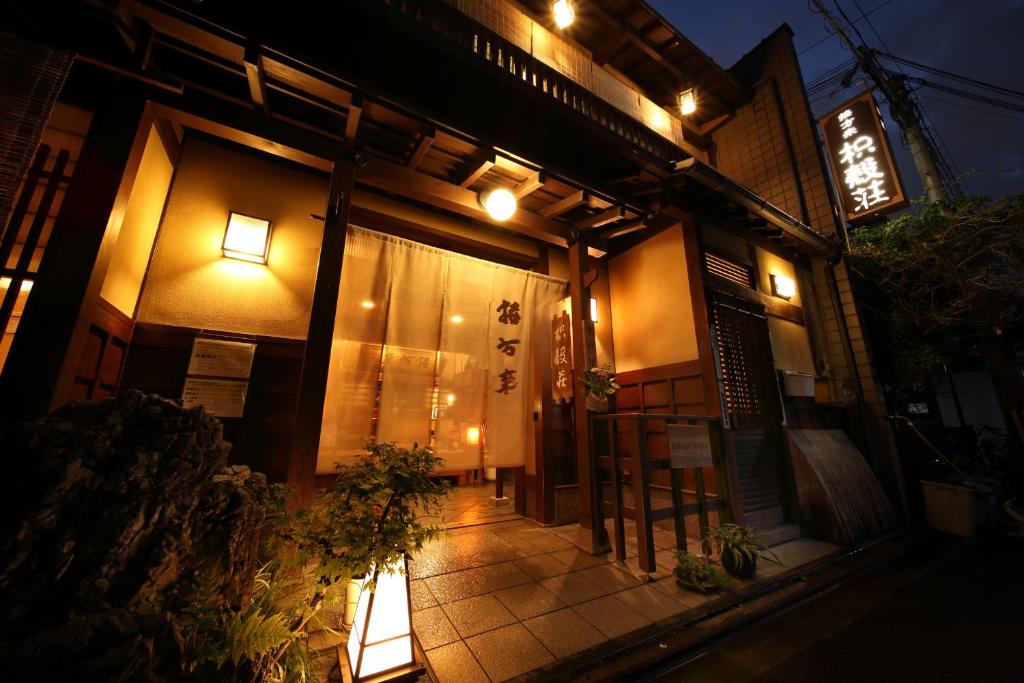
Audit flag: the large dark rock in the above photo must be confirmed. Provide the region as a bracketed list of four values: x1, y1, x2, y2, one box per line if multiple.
[0, 390, 270, 681]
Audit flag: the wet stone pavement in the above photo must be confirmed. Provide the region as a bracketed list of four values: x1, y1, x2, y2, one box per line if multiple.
[404, 487, 839, 683]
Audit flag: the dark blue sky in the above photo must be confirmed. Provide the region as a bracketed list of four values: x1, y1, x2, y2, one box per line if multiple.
[649, 0, 1024, 200]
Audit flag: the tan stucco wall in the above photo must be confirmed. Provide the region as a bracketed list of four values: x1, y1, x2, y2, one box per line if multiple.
[608, 226, 698, 372]
[137, 138, 328, 339]
[100, 125, 174, 317]
[768, 316, 815, 374]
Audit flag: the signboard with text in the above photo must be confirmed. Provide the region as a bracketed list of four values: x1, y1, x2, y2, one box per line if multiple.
[667, 423, 714, 469]
[182, 378, 249, 418]
[819, 91, 908, 223]
[187, 338, 256, 379]
[551, 311, 573, 403]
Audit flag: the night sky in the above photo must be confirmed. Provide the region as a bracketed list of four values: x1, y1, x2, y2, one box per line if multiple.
[648, 0, 1024, 201]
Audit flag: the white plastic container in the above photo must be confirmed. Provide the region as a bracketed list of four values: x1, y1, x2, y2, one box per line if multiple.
[920, 479, 977, 537]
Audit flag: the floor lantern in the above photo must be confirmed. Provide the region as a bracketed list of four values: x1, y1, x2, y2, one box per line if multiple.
[344, 555, 422, 682]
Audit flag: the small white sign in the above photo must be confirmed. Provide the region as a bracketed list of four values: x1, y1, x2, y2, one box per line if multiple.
[182, 378, 249, 418]
[187, 338, 256, 379]
[668, 423, 713, 469]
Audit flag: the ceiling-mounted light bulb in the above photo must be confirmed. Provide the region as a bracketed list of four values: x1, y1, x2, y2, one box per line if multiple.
[479, 188, 517, 222]
[553, 0, 575, 29]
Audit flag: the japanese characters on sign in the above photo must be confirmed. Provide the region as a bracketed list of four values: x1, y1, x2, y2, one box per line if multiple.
[493, 299, 521, 395]
[551, 311, 573, 403]
[819, 92, 907, 223]
[183, 337, 255, 418]
[667, 424, 714, 469]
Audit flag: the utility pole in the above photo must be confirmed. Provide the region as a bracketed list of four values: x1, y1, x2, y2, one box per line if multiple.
[810, 0, 947, 202]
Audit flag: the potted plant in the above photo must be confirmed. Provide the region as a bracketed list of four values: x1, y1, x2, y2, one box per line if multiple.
[581, 366, 619, 413]
[672, 551, 730, 594]
[706, 523, 778, 580]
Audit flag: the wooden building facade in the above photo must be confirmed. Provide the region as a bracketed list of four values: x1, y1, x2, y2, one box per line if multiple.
[0, 0, 904, 546]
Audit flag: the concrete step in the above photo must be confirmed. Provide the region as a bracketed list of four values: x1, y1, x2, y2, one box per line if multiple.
[743, 507, 785, 529]
[758, 523, 802, 548]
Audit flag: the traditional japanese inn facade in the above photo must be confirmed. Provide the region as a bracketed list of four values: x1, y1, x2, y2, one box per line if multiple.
[1, 0, 903, 570]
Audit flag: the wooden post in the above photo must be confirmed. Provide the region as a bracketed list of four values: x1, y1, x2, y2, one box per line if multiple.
[607, 419, 626, 562]
[568, 235, 610, 553]
[631, 416, 656, 573]
[286, 159, 357, 502]
[0, 88, 150, 420]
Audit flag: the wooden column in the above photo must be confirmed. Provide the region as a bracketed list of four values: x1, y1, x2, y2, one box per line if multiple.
[568, 235, 610, 553]
[286, 159, 357, 501]
[0, 88, 150, 421]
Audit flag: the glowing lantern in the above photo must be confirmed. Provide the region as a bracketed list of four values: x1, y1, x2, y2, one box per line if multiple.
[589, 297, 598, 324]
[466, 426, 481, 445]
[222, 212, 271, 264]
[552, 0, 575, 29]
[479, 188, 517, 222]
[449, 314, 464, 324]
[679, 88, 697, 116]
[346, 557, 421, 681]
[361, 300, 376, 310]
[771, 273, 796, 300]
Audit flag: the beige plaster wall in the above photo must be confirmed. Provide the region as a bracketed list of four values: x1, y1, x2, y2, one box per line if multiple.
[137, 137, 328, 339]
[608, 226, 698, 372]
[769, 316, 815, 374]
[100, 125, 174, 317]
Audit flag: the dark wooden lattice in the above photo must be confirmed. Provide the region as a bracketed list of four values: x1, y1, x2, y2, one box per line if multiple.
[712, 300, 764, 423]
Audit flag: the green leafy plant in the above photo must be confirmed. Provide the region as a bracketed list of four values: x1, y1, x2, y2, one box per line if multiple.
[181, 442, 450, 682]
[581, 366, 620, 396]
[848, 194, 1024, 386]
[672, 551, 730, 593]
[705, 523, 779, 579]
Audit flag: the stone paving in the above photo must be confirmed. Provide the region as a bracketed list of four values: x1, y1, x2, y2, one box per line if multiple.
[408, 485, 841, 683]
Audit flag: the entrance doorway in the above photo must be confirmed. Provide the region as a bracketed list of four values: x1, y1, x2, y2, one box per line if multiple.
[315, 227, 566, 522]
[710, 292, 789, 529]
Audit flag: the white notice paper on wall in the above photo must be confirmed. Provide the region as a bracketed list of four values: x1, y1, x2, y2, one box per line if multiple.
[187, 338, 256, 379]
[182, 378, 249, 418]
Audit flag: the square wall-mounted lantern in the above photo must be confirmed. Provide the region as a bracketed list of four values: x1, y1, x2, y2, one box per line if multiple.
[222, 212, 272, 264]
[679, 88, 697, 116]
[770, 273, 796, 300]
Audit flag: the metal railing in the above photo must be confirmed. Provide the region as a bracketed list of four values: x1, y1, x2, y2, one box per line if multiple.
[590, 412, 730, 574]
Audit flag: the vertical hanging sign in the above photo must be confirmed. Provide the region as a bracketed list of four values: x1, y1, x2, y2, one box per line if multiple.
[551, 311, 573, 403]
[819, 91, 908, 223]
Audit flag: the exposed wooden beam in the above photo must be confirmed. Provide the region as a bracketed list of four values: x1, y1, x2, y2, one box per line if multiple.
[539, 190, 587, 217]
[456, 150, 496, 187]
[574, 205, 626, 230]
[513, 171, 547, 198]
[360, 156, 569, 247]
[406, 125, 435, 168]
[344, 93, 362, 145]
[600, 217, 647, 239]
[242, 43, 268, 116]
[698, 112, 732, 136]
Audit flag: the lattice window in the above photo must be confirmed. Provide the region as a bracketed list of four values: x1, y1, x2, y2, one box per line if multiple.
[712, 303, 763, 420]
[705, 252, 754, 289]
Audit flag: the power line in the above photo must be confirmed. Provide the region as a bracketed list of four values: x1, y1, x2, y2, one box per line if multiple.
[797, 0, 895, 55]
[917, 94, 1024, 123]
[845, 0, 965, 193]
[877, 52, 1024, 100]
